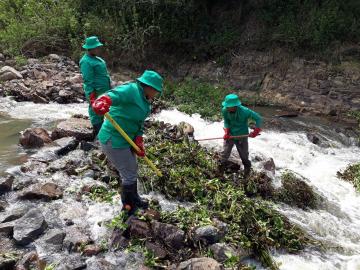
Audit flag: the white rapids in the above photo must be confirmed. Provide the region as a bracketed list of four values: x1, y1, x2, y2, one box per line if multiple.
[154, 109, 360, 270]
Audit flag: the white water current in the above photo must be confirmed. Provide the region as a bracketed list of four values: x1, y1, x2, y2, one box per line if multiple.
[154, 109, 360, 270]
[0, 97, 359, 269]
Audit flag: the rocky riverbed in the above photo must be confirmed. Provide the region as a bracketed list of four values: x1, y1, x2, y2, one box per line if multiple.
[0, 115, 325, 270]
[0, 53, 360, 270]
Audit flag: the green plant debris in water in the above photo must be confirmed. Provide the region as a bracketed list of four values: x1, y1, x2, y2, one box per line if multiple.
[138, 121, 315, 269]
[337, 162, 360, 192]
[89, 186, 118, 203]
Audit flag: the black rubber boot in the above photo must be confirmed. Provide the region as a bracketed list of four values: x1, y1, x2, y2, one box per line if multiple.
[243, 165, 251, 179]
[121, 185, 138, 215]
[218, 161, 227, 174]
[130, 183, 149, 210]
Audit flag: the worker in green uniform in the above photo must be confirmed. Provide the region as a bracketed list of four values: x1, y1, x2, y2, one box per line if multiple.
[221, 94, 262, 177]
[91, 70, 163, 214]
[79, 36, 111, 136]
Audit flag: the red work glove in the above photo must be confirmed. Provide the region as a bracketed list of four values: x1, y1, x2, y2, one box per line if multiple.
[223, 128, 231, 140]
[134, 136, 145, 157]
[89, 92, 96, 105]
[249, 127, 262, 138]
[92, 95, 112, 115]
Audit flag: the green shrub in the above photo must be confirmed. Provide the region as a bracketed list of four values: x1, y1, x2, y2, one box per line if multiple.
[0, 0, 80, 57]
[259, 0, 360, 50]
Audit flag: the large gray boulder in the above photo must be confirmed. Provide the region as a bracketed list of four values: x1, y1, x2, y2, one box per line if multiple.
[0, 176, 14, 194]
[13, 208, 48, 245]
[51, 117, 93, 141]
[0, 66, 23, 81]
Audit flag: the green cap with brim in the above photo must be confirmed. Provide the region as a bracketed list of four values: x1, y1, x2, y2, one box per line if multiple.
[137, 70, 163, 93]
[82, 36, 103, 50]
[222, 94, 242, 107]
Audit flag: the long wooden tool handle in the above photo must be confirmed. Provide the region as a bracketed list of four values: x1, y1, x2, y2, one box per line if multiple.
[104, 113, 163, 177]
[196, 135, 249, 141]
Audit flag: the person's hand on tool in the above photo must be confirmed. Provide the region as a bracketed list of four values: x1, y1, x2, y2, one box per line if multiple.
[249, 127, 261, 138]
[134, 136, 145, 157]
[223, 128, 231, 140]
[92, 95, 112, 115]
[89, 92, 96, 105]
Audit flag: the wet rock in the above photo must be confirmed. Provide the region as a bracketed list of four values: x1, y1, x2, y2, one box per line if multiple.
[83, 170, 95, 178]
[262, 158, 276, 174]
[51, 117, 93, 141]
[0, 205, 30, 223]
[128, 218, 151, 238]
[210, 243, 249, 263]
[306, 133, 321, 145]
[48, 149, 88, 174]
[152, 221, 185, 249]
[145, 241, 168, 259]
[55, 254, 87, 270]
[19, 128, 52, 148]
[86, 258, 117, 270]
[176, 257, 223, 270]
[80, 141, 96, 152]
[12, 175, 36, 191]
[0, 200, 8, 211]
[43, 229, 66, 245]
[0, 175, 14, 194]
[82, 244, 102, 256]
[19, 182, 63, 201]
[35, 229, 66, 259]
[64, 219, 74, 226]
[63, 225, 92, 252]
[0, 221, 15, 235]
[54, 137, 79, 156]
[211, 218, 228, 238]
[13, 209, 47, 245]
[0, 66, 23, 81]
[0, 53, 4, 61]
[193, 225, 221, 245]
[109, 229, 130, 251]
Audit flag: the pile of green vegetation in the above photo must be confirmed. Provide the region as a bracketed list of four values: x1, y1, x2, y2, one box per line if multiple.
[1, 0, 359, 63]
[337, 163, 360, 192]
[137, 121, 315, 269]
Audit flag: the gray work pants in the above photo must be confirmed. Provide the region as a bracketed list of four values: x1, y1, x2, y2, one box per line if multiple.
[221, 138, 251, 168]
[101, 140, 138, 186]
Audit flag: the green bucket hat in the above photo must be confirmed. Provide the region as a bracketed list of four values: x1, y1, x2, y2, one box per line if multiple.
[137, 70, 163, 93]
[222, 94, 242, 107]
[82, 36, 103, 50]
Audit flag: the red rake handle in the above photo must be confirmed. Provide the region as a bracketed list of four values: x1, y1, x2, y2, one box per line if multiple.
[195, 135, 249, 141]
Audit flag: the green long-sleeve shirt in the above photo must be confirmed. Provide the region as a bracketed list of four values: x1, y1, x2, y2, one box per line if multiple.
[79, 53, 111, 125]
[98, 82, 151, 148]
[222, 105, 262, 136]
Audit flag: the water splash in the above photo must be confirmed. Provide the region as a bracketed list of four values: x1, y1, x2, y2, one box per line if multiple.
[0, 97, 87, 125]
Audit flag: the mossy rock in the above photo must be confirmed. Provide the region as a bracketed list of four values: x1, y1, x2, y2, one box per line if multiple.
[276, 171, 319, 209]
[337, 162, 360, 192]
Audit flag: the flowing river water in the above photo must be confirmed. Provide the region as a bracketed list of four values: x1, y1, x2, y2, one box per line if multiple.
[0, 97, 359, 270]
